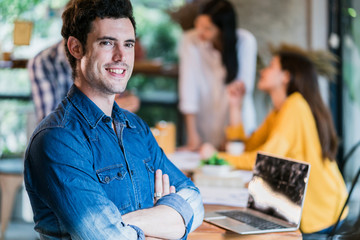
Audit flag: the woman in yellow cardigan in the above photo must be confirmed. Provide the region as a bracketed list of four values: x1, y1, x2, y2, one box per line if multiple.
[200, 46, 348, 234]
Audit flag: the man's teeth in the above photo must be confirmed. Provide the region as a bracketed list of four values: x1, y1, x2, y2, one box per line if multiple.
[108, 69, 125, 74]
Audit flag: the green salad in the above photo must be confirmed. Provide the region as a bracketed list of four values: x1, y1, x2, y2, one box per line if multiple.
[200, 154, 230, 166]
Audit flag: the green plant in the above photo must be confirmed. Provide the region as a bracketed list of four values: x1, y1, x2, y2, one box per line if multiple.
[200, 154, 230, 166]
[134, 5, 182, 63]
[0, 0, 42, 22]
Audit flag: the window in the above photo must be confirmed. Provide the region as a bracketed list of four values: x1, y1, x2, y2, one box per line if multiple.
[336, 0, 360, 182]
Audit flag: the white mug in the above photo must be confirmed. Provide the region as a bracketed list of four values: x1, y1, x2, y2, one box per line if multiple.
[226, 141, 245, 155]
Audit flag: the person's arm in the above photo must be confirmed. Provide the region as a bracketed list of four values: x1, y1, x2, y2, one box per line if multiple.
[123, 205, 184, 239]
[26, 128, 145, 239]
[28, 42, 72, 122]
[218, 103, 301, 170]
[122, 170, 184, 239]
[236, 29, 257, 95]
[178, 32, 203, 150]
[183, 113, 202, 150]
[218, 128, 290, 170]
[226, 109, 276, 150]
[200, 110, 280, 170]
[205, 81, 246, 161]
[227, 81, 246, 127]
[28, 53, 55, 122]
[115, 91, 140, 113]
[236, 29, 258, 134]
[123, 185, 203, 239]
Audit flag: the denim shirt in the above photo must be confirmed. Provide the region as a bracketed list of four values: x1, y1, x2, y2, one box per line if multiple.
[24, 85, 204, 239]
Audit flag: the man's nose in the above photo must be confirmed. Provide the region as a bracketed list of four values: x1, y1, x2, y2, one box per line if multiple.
[113, 47, 126, 62]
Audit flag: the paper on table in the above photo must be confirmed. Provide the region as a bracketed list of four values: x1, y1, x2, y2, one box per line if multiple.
[167, 151, 201, 171]
[198, 186, 249, 207]
[168, 151, 252, 207]
[197, 170, 252, 207]
[235, 169, 253, 183]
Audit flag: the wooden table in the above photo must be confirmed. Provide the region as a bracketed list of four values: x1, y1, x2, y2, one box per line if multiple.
[188, 205, 302, 240]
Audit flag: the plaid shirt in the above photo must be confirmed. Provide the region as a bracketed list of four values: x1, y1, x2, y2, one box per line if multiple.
[28, 41, 73, 122]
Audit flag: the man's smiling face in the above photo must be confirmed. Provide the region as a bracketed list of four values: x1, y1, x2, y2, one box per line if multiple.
[79, 17, 135, 96]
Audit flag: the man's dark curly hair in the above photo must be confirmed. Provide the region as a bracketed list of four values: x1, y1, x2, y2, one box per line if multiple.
[61, 0, 136, 79]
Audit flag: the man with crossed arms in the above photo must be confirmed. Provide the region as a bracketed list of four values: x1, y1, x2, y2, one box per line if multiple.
[24, 0, 204, 239]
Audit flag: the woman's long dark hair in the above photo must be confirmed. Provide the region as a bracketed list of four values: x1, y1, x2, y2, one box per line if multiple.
[199, 0, 238, 84]
[279, 51, 338, 161]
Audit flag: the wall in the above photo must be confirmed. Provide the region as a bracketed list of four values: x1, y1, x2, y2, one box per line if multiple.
[230, 0, 308, 61]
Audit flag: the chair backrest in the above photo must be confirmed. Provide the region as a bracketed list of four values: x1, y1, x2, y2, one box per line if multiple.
[340, 140, 360, 174]
[328, 141, 360, 239]
[303, 141, 360, 240]
[328, 140, 360, 239]
[328, 166, 360, 239]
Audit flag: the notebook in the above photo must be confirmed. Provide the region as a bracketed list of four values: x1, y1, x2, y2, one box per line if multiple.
[204, 152, 310, 234]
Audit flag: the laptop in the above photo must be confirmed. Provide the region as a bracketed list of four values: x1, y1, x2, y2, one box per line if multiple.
[204, 152, 310, 234]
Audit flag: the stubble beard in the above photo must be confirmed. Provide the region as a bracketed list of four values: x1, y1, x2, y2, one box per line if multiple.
[86, 64, 129, 96]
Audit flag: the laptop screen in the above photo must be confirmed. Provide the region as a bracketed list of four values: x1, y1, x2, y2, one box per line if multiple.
[247, 153, 310, 225]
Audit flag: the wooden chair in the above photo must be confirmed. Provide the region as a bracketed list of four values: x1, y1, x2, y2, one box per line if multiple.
[0, 158, 24, 240]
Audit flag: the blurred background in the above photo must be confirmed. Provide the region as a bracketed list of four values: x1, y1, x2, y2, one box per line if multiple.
[0, 0, 360, 239]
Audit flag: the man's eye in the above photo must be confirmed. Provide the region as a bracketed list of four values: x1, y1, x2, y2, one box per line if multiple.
[100, 41, 113, 46]
[125, 42, 134, 48]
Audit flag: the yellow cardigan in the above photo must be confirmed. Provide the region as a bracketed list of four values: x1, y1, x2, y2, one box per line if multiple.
[218, 92, 348, 233]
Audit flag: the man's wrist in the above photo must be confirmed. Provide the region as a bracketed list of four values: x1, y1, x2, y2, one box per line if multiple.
[155, 193, 193, 228]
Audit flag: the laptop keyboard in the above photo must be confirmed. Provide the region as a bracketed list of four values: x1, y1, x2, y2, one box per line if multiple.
[217, 211, 287, 230]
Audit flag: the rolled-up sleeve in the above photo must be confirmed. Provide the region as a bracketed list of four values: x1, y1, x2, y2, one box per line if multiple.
[128, 225, 145, 239]
[155, 187, 204, 239]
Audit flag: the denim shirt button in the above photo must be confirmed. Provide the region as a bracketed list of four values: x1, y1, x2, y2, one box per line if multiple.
[117, 172, 122, 177]
[104, 176, 110, 183]
[102, 116, 111, 123]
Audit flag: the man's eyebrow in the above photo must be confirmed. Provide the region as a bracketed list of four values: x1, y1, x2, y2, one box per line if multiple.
[97, 36, 136, 43]
[125, 39, 136, 43]
[97, 36, 117, 41]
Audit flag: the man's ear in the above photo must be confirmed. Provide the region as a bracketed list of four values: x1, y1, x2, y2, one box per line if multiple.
[67, 36, 83, 59]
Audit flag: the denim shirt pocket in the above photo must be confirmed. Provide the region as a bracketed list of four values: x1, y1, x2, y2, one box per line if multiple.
[96, 164, 131, 210]
[143, 158, 155, 196]
[97, 164, 127, 183]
